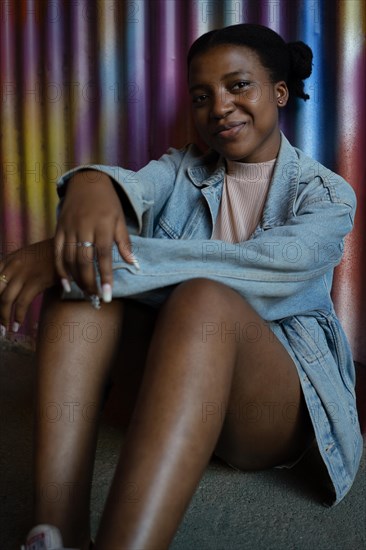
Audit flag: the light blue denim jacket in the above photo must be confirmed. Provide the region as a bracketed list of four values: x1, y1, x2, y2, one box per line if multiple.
[57, 132, 363, 506]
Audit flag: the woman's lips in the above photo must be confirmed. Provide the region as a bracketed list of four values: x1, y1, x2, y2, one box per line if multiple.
[215, 122, 247, 139]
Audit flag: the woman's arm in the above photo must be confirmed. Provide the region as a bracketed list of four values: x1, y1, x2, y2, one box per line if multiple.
[0, 173, 133, 330]
[54, 147, 188, 296]
[86, 180, 356, 321]
[54, 169, 134, 297]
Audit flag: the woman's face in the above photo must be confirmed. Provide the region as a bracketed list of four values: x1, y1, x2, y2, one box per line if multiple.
[188, 44, 288, 163]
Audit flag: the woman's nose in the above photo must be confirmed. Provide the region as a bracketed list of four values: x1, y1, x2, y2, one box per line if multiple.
[210, 89, 234, 119]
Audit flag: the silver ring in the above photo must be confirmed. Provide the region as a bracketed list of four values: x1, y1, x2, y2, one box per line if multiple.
[76, 241, 94, 248]
[0, 273, 9, 285]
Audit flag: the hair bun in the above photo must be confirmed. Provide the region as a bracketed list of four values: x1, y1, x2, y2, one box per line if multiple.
[287, 41, 313, 80]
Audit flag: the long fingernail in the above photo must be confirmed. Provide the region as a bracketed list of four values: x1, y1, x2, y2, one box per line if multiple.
[0, 324, 6, 337]
[130, 254, 140, 270]
[12, 322, 20, 333]
[102, 284, 112, 303]
[61, 278, 71, 293]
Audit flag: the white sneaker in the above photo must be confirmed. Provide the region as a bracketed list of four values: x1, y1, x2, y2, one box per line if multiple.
[21, 524, 78, 550]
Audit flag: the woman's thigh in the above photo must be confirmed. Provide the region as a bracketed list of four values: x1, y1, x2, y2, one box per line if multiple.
[108, 283, 315, 468]
[157, 278, 314, 471]
[208, 296, 315, 471]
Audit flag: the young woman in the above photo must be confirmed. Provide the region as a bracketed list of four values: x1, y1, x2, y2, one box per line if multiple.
[0, 23, 362, 550]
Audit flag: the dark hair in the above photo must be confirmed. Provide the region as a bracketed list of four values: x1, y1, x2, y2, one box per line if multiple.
[187, 23, 313, 101]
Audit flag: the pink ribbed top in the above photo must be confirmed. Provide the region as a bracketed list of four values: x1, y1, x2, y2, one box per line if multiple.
[212, 158, 277, 243]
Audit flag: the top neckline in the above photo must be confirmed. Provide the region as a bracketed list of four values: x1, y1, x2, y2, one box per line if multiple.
[225, 158, 277, 180]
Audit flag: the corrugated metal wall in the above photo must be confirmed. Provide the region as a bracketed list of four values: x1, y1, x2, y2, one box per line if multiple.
[1, 0, 365, 363]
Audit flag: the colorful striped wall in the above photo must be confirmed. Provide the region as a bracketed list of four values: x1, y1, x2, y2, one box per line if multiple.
[1, 0, 365, 363]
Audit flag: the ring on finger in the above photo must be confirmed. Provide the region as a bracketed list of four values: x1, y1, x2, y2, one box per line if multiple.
[0, 273, 9, 285]
[76, 241, 94, 248]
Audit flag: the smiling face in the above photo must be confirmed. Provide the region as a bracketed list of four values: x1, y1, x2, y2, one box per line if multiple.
[188, 44, 289, 163]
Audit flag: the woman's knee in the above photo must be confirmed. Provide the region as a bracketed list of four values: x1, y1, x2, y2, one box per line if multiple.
[153, 279, 240, 343]
[166, 278, 244, 314]
[38, 289, 125, 344]
[158, 279, 257, 343]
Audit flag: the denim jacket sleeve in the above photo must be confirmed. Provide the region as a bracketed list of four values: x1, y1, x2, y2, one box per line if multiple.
[226, 172, 356, 284]
[101, 170, 355, 320]
[56, 146, 193, 234]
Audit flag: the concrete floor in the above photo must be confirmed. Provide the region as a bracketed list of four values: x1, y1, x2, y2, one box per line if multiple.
[1, 339, 365, 550]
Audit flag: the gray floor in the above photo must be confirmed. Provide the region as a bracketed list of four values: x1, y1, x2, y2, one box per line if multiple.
[1, 339, 365, 550]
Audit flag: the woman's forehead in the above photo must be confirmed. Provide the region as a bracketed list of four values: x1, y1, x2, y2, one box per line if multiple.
[188, 45, 266, 83]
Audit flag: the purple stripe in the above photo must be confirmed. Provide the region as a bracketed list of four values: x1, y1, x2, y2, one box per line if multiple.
[97, 1, 121, 164]
[45, 0, 64, 102]
[149, 0, 188, 159]
[70, 0, 95, 164]
[124, 0, 149, 168]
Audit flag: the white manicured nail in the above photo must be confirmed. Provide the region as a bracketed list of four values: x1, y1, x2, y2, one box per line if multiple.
[102, 284, 112, 303]
[130, 254, 140, 270]
[61, 278, 71, 293]
[12, 322, 20, 333]
[0, 324, 6, 337]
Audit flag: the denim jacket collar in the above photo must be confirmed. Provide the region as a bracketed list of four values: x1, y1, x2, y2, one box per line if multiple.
[187, 145, 225, 188]
[187, 132, 300, 229]
[261, 132, 300, 229]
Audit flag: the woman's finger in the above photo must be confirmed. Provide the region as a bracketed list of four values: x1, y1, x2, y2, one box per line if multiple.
[74, 235, 99, 295]
[12, 280, 46, 329]
[115, 218, 138, 268]
[94, 233, 114, 303]
[54, 231, 72, 293]
[0, 276, 24, 328]
[0, 265, 9, 298]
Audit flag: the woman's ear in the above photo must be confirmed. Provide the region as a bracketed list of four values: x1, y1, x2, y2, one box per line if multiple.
[275, 81, 289, 107]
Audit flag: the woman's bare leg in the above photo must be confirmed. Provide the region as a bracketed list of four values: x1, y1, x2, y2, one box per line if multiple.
[33, 288, 125, 550]
[96, 279, 314, 550]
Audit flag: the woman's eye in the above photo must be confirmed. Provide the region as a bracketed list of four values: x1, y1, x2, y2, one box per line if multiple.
[232, 81, 251, 91]
[192, 94, 208, 105]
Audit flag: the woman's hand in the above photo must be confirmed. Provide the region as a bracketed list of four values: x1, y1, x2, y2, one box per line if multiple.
[54, 170, 136, 301]
[0, 238, 58, 331]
